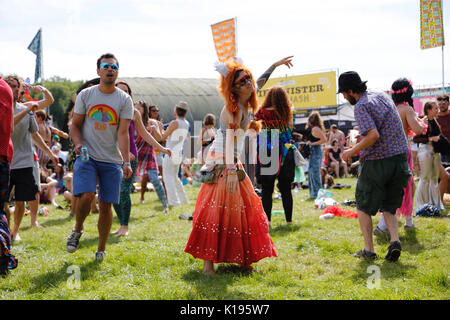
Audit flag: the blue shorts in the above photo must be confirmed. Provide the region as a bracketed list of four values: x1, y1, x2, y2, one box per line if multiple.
[73, 157, 123, 204]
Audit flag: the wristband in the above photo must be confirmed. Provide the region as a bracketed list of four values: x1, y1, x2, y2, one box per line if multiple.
[123, 162, 131, 167]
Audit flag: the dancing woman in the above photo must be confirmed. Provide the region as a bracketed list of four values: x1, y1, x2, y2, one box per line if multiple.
[134, 101, 169, 213]
[113, 82, 171, 236]
[254, 86, 296, 226]
[185, 59, 278, 275]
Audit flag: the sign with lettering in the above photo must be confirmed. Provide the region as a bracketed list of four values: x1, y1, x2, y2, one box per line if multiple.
[412, 86, 450, 115]
[258, 71, 337, 109]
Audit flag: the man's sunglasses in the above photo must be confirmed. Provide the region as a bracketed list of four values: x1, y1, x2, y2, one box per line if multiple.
[100, 62, 119, 71]
[234, 74, 252, 89]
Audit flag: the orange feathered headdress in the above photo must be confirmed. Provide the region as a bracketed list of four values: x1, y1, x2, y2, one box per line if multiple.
[215, 59, 259, 120]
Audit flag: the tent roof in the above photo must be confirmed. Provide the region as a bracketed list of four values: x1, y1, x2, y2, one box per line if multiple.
[118, 77, 356, 131]
[119, 77, 224, 126]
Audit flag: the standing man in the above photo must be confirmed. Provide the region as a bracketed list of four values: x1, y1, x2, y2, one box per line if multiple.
[5, 75, 57, 241]
[340, 71, 410, 262]
[436, 94, 450, 205]
[67, 53, 134, 261]
[436, 94, 450, 140]
[436, 94, 450, 163]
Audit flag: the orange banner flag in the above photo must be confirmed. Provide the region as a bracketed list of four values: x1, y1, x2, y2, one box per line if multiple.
[211, 18, 236, 62]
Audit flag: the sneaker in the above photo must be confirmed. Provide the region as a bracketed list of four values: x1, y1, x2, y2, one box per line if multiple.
[404, 224, 415, 230]
[164, 207, 169, 215]
[66, 230, 83, 253]
[353, 249, 378, 260]
[178, 212, 190, 220]
[95, 251, 106, 261]
[385, 241, 401, 262]
[373, 226, 388, 236]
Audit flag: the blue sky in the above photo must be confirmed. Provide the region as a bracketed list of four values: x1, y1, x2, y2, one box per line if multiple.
[0, 0, 449, 91]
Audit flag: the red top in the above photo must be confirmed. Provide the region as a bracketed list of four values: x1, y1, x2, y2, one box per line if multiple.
[437, 112, 450, 141]
[254, 108, 290, 130]
[0, 78, 14, 162]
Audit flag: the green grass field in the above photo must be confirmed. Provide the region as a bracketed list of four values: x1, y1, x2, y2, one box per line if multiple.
[1, 177, 449, 300]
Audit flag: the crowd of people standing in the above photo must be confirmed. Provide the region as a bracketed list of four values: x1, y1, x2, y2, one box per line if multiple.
[0, 52, 448, 277]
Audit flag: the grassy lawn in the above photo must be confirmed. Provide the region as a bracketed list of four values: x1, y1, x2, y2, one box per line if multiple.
[1, 177, 448, 300]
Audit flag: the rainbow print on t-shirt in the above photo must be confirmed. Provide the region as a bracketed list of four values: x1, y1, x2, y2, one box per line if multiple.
[87, 104, 118, 126]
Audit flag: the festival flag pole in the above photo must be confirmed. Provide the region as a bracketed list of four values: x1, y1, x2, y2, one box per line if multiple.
[420, 0, 445, 93]
[27, 28, 48, 115]
[27, 28, 43, 85]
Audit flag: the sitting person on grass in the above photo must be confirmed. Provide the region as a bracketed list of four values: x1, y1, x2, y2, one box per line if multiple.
[327, 139, 349, 179]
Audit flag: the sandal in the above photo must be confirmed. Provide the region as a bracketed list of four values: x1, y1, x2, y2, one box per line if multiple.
[353, 249, 378, 260]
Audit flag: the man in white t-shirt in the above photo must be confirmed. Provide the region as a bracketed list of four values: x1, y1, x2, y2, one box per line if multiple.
[66, 53, 134, 261]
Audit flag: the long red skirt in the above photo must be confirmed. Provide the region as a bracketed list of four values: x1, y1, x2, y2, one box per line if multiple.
[397, 147, 414, 217]
[184, 165, 277, 266]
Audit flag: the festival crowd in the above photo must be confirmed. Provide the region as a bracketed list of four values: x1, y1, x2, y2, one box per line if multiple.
[1, 53, 449, 276]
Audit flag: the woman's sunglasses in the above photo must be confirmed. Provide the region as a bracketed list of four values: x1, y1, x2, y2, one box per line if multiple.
[234, 75, 252, 89]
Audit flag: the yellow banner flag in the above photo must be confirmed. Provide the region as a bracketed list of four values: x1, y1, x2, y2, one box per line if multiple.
[257, 71, 337, 109]
[211, 18, 236, 62]
[421, 0, 445, 49]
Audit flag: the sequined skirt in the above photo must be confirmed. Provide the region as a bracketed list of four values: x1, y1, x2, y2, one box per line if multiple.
[184, 164, 278, 266]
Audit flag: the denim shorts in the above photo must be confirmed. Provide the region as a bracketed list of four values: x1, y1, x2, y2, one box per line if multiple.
[73, 157, 123, 204]
[356, 153, 411, 216]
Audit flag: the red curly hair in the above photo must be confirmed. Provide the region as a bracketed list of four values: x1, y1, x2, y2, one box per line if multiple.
[217, 59, 258, 124]
[258, 85, 293, 126]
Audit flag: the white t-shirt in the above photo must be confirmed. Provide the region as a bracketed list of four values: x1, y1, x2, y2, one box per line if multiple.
[74, 85, 134, 164]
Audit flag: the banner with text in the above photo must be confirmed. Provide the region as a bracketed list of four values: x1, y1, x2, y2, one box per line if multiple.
[413, 86, 450, 115]
[257, 71, 337, 109]
[420, 0, 445, 49]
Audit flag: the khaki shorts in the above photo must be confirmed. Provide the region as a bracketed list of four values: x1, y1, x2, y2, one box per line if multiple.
[356, 153, 411, 216]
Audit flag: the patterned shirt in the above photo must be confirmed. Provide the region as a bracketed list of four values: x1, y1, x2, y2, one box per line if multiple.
[135, 134, 157, 175]
[354, 91, 408, 161]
